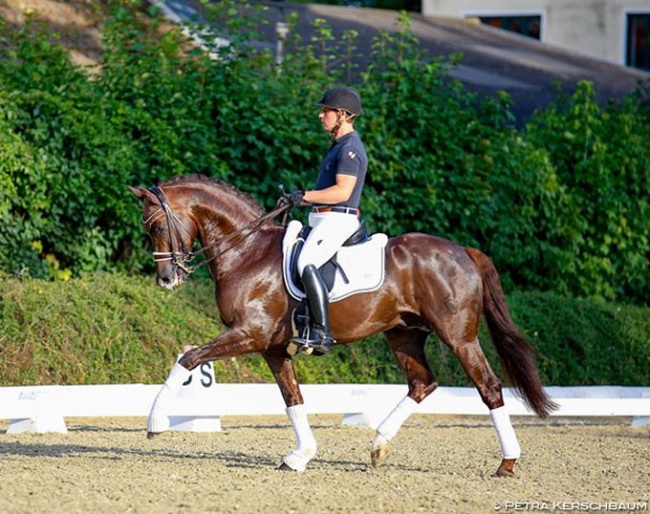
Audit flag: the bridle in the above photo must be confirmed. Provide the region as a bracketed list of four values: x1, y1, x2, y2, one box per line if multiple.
[143, 186, 197, 274]
[143, 186, 291, 276]
[143, 186, 291, 275]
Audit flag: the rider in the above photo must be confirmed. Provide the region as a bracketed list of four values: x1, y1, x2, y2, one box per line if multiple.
[284, 86, 368, 353]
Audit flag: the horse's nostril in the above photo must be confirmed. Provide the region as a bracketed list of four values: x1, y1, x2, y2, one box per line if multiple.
[157, 276, 172, 287]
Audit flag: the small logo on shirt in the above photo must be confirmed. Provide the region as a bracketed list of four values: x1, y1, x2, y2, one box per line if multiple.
[348, 151, 356, 160]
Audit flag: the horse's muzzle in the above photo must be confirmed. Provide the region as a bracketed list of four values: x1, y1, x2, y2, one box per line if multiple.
[156, 266, 187, 289]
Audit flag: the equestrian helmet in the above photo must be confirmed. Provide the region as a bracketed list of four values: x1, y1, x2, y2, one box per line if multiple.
[317, 86, 363, 116]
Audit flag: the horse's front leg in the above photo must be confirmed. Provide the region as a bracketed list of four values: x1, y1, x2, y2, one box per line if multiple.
[263, 350, 317, 472]
[147, 327, 263, 437]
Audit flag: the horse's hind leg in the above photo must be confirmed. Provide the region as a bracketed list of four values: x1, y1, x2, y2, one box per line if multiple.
[372, 327, 437, 468]
[447, 336, 520, 477]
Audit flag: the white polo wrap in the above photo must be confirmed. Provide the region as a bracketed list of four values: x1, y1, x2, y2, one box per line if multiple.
[490, 406, 521, 459]
[148, 362, 192, 433]
[283, 404, 317, 472]
[376, 396, 419, 441]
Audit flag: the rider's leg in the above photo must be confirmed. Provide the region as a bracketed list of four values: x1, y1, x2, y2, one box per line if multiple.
[297, 212, 359, 272]
[297, 264, 335, 351]
[295, 212, 359, 352]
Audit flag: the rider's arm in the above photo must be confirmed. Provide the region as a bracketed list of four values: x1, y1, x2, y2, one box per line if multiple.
[303, 173, 357, 205]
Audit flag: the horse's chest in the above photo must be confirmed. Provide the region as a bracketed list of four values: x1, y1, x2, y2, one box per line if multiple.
[215, 279, 265, 324]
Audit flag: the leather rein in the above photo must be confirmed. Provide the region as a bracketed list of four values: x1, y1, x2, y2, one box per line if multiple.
[143, 186, 291, 276]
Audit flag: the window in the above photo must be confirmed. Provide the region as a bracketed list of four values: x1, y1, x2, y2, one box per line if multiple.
[478, 15, 541, 40]
[627, 14, 650, 71]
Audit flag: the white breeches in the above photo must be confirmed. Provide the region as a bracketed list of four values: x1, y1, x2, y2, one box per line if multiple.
[297, 212, 360, 275]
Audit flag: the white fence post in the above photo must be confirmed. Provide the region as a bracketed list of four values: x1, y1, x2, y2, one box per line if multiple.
[7, 391, 68, 434]
[631, 392, 650, 427]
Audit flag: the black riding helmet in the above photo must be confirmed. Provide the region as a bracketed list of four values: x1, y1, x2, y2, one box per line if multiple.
[317, 86, 362, 117]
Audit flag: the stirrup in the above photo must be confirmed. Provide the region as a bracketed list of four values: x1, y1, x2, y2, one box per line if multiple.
[288, 327, 335, 356]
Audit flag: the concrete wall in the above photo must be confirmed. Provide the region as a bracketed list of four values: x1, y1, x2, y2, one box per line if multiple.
[422, 0, 650, 66]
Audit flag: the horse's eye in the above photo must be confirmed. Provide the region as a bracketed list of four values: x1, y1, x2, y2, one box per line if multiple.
[150, 225, 166, 237]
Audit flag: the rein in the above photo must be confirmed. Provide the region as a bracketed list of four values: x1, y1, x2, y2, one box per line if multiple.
[144, 186, 291, 276]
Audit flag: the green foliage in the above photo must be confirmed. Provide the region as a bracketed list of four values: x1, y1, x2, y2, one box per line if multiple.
[1, 275, 648, 386]
[525, 81, 650, 302]
[0, 273, 268, 385]
[506, 291, 650, 386]
[0, 3, 649, 308]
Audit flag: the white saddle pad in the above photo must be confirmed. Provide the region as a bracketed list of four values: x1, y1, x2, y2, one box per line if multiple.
[282, 220, 388, 303]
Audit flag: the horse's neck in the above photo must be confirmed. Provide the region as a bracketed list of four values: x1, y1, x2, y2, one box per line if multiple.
[190, 187, 265, 274]
[191, 187, 260, 238]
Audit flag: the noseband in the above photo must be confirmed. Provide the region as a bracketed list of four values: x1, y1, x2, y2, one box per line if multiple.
[145, 186, 197, 274]
[143, 186, 291, 276]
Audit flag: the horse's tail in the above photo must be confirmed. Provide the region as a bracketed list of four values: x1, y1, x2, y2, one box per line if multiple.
[465, 247, 558, 418]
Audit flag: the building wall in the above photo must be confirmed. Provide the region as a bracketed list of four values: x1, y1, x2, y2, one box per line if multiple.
[422, 0, 650, 66]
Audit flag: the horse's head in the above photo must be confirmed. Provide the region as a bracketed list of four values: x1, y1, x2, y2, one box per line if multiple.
[129, 185, 198, 289]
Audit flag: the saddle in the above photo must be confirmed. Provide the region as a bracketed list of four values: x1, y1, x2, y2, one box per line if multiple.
[282, 219, 389, 303]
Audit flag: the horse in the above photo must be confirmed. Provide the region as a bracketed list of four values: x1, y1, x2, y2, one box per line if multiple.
[129, 174, 557, 476]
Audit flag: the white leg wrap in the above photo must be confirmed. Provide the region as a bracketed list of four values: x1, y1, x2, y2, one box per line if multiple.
[282, 405, 317, 472]
[373, 396, 418, 449]
[490, 406, 521, 459]
[148, 362, 192, 433]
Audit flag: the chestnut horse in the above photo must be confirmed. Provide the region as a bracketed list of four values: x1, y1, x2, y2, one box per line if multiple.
[130, 175, 556, 476]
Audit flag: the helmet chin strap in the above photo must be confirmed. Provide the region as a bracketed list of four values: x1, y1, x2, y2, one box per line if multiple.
[329, 110, 354, 138]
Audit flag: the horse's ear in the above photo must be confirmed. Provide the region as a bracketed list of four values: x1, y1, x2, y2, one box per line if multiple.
[128, 186, 146, 200]
[128, 186, 158, 204]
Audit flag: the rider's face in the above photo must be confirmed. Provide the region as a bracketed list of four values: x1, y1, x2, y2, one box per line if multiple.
[319, 108, 338, 132]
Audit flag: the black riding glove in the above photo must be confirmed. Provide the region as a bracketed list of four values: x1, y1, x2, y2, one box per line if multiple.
[283, 190, 305, 208]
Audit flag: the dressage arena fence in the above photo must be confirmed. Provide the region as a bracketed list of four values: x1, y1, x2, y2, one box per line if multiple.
[1, 361, 649, 434]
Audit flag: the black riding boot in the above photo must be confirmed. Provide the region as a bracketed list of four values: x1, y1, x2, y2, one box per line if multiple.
[293, 264, 335, 353]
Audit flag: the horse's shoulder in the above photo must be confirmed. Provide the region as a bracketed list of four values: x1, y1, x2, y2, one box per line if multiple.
[261, 224, 287, 249]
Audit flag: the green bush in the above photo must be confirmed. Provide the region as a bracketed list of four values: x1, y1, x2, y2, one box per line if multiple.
[0, 273, 267, 385]
[1, 274, 648, 387]
[1, 2, 649, 307]
[524, 82, 650, 302]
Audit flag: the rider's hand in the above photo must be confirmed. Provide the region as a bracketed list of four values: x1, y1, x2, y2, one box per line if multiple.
[286, 191, 305, 207]
[276, 189, 306, 210]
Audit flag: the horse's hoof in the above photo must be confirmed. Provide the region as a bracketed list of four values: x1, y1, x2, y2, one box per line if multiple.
[147, 431, 162, 440]
[277, 462, 297, 471]
[371, 444, 390, 468]
[494, 458, 517, 478]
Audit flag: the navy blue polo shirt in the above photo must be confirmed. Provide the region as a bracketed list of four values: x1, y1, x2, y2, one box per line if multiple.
[314, 131, 367, 209]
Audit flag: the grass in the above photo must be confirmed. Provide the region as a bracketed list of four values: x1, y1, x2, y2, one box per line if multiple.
[1, 273, 649, 387]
